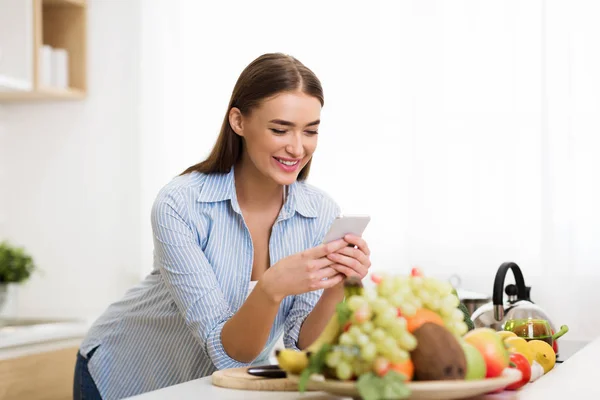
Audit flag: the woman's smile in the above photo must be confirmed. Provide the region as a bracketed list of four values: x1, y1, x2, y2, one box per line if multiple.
[272, 156, 302, 172]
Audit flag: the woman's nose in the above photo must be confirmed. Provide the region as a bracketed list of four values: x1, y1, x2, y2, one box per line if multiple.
[285, 133, 304, 157]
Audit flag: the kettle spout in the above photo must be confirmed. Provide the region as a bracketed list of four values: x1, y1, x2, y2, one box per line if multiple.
[552, 325, 569, 341]
[494, 305, 504, 321]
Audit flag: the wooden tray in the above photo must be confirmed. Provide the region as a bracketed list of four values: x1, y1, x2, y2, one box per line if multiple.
[211, 367, 301, 391]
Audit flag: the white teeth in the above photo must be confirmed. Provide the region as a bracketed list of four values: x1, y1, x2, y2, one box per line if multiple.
[276, 158, 299, 166]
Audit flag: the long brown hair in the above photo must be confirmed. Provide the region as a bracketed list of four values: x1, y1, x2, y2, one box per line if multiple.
[180, 53, 324, 180]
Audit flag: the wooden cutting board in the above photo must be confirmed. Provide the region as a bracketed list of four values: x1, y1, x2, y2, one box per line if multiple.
[211, 367, 302, 391]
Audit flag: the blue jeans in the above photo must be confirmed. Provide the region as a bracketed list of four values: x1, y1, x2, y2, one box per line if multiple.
[73, 346, 102, 400]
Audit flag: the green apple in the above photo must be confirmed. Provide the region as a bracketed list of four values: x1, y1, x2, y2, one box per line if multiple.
[464, 328, 510, 378]
[461, 340, 486, 380]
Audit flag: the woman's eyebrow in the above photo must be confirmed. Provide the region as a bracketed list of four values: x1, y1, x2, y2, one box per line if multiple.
[269, 119, 321, 127]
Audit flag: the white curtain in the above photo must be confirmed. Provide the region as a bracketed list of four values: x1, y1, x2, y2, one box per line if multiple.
[140, 0, 600, 339]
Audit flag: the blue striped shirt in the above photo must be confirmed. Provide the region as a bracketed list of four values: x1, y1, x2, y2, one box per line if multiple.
[79, 167, 341, 399]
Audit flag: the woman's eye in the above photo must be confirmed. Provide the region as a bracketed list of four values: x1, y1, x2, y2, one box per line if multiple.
[305, 130, 319, 135]
[270, 128, 287, 134]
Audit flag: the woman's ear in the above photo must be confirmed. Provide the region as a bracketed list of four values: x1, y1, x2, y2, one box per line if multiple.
[229, 107, 244, 137]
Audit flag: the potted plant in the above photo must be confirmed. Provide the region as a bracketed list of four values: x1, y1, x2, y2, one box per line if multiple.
[0, 241, 36, 313]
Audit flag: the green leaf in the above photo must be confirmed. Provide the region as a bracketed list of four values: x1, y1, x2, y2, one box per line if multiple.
[457, 302, 475, 331]
[336, 302, 352, 326]
[298, 343, 331, 393]
[356, 373, 381, 400]
[357, 371, 411, 400]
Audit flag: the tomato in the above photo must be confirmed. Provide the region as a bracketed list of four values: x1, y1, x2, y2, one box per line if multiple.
[410, 267, 423, 277]
[506, 352, 532, 390]
[371, 273, 382, 284]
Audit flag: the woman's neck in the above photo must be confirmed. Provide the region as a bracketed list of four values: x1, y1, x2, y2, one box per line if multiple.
[234, 158, 284, 212]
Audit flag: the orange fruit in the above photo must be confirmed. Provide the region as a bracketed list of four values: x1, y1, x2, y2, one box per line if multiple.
[391, 359, 414, 381]
[405, 308, 445, 333]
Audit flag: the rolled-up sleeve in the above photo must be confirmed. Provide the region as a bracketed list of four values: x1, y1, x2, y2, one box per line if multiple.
[283, 289, 323, 350]
[151, 188, 252, 370]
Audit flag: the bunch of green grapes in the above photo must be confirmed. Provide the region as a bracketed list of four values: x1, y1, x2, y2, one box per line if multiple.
[374, 269, 468, 336]
[324, 292, 417, 380]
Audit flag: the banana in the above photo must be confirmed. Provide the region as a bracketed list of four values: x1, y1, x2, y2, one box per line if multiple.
[275, 349, 309, 374]
[305, 277, 365, 353]
[306, 314, 341, 353]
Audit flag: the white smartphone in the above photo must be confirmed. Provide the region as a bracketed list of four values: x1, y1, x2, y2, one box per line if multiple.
[322, 214, 371, 244]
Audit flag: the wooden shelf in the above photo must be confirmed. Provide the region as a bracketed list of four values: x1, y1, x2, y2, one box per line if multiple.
[0, 346, 79, 400]
[0, 0, 87, 102]
[44, 0, 86, 6]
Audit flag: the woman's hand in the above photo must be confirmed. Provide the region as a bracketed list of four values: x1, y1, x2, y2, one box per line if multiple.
[326, 234, 371, 280]
[259, 239, 349, 302]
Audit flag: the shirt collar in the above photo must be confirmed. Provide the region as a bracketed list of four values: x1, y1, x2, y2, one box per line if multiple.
[285, 181, 318, 219]
[196, 167, 318, 219]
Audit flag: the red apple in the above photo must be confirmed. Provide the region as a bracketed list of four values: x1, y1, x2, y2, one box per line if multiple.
[464, 328, 510, 378]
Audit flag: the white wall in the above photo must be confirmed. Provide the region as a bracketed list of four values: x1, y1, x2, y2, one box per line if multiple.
[139, 0, 600, 341]
[0, 0, 141, 319]
[534, 0, 600, 341]
[139, 0, 544, 281]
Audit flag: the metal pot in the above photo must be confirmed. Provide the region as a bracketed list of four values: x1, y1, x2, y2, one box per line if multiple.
[457, 288, 491, 316]
[449, 275, 491, 316]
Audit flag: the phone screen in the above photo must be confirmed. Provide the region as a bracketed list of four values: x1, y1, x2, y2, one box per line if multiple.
[322, 215, 371, 244]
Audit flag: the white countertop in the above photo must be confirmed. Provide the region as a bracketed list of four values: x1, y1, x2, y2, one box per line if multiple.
[0, 318, 91, 360]
[126, 338, 599, 400]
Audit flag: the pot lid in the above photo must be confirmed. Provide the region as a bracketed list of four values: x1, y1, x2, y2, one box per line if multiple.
[456, 288, 491, 301]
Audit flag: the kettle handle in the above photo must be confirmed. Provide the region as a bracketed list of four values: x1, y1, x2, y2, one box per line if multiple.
[492, 262, 529, 321]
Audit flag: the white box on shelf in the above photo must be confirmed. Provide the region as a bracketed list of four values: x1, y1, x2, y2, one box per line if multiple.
[39, 45, 53, 88]
[51, 48, 69, 89]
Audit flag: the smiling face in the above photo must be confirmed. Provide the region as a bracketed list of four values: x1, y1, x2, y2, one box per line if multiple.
[229, 90, 322, 186]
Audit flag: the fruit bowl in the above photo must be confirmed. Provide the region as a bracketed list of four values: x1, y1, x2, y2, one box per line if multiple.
[287, 368, 522, 400]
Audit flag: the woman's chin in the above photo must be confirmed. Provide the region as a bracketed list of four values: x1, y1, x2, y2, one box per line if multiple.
[270, 170, 300, 186]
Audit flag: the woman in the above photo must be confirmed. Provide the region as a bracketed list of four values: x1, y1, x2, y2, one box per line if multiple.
[73, 53, 372, 400]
